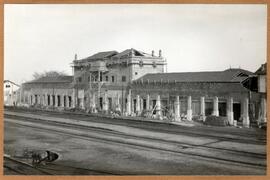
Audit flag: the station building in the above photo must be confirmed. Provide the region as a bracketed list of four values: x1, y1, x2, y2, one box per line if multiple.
[21, 48, 166, 112]
[20, 48, 265, 127]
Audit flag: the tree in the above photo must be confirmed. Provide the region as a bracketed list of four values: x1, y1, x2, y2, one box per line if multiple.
[32, 71, 68, 80]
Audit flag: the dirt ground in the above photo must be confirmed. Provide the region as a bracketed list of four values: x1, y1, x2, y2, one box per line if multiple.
[4, 115, 266, 175]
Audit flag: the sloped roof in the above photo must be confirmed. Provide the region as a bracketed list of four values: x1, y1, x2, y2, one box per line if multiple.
[135, 68, 252, 83]
[25, 76, 73, 84]
[4, 80, 20, 87]
[84, 51, 118, 61]
[112, 48, 158, 58]
[75, 49, 159, 63]
[255, 63, 267, 75]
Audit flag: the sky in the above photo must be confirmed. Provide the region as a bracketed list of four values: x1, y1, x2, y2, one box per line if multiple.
[4, 4, 267, 84]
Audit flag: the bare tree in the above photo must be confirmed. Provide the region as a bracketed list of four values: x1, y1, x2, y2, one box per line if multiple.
[32, 71, 68, 80]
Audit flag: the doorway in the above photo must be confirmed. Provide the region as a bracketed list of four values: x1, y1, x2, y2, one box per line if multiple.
[233, 103, 241, 121]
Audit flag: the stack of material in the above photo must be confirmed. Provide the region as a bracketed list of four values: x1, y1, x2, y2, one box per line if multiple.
[204, 115, 229, 126]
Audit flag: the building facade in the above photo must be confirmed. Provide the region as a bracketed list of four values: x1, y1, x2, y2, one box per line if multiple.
[21, 76, 74, 109]
[4, 80, 20, 106]
[71, 48, 166, 112]
[129, 69, 261, 127]
[21, 49, 166, 112]
[242, 63, 267, 127]
[20, 49, 265, 127]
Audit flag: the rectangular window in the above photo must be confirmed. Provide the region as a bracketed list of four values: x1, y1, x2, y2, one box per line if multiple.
[78, 77, 82, 82]
[122, 76, 126, 82]
[106, 76, 109, 81]
[112, 76, 115, 82]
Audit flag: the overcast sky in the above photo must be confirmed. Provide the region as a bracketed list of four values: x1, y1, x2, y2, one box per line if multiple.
[4, 4, 267, 84]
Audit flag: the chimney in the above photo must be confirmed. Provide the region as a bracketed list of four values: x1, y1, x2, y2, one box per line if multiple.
[74, 54, 77, 60]
[152, 50, 155, 57]
[159, 50, 162, 57]
[130, 48, 134, 57]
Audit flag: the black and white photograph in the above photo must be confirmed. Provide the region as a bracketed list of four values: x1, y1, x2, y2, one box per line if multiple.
[3, 4, 267, 175]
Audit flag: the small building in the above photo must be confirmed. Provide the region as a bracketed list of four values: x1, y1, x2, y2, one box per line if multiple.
[242, 63, 267, 127]
[256, 63, 267, 125]
[4, 80, 20, 106]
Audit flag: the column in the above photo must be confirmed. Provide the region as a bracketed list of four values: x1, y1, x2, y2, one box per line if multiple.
[92, 93, 96, 113]
[42, 95, 44, 106]
[44, 93, 48, 106]
[140, 97, 143, 111]
[55, 94, 57, 107]
[116, 94, 121, 112]
[72, 88, 76, 108]
[36, 95, 39, 104]
[32, 94, 35, 105]
[61, 95, 65, 108]
[187, 96, 192, 121]
[226, 97, 234, 125]
[260, 97, 267, 123]
[136, 95, 141, 115]
[40, 95, 42, 106]
[41, 95, 43, 106]
[81, 93, 85, 110]
[174, 96, 180, 121]
[156, 94, 161, 118]
[103, 92, 108, 111]
[146, 94, 150, 111]
[132, 97, 135, 114]
[50, 95, 53, 107]
[28, 94, 31, 105]
[242, 97, 250, 128]
[213, 96, 219, 116]
[200, 96, 206, 121]
[126, 90, 131, 115]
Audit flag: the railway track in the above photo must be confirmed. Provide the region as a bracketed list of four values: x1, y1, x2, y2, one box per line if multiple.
[5, 113, 267, 169]
[5, 109, 266, 144]
[4, 156, 52, 175]
[4, 155, 116, 175]
[5, 113, 266, 158]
